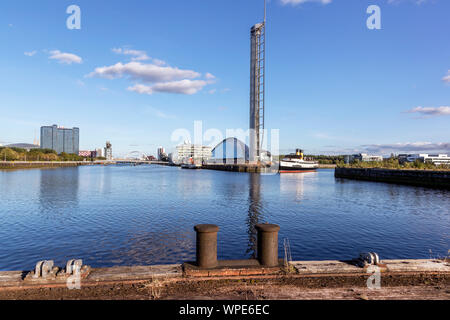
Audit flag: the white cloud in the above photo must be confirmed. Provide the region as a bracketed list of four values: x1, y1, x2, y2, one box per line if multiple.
[208, 89, 217, 94]
[88, 61, 200, 83]
[281, 0, 429, 6]
[48, 50, 82, 64]
[443, 70, 450, 83]
[24, 51, 37, 57]
[205, 72, 216, 80]
[281, 0, 332, 6]
[152, 58, 166, 66]
[128, 80, 208, 95]
[312, 132, 334, 139]
[406, 106, 450, 117]
[143, 106, 175, 119]
[387, 0, 429, 4]
[112, 47, 168, 66]
[361, 142, 450, 154]
[112, 47, 150, 61]
[89, 49, 215, 95]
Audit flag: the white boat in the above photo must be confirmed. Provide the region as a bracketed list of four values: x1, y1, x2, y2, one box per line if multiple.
[180, 157, 202, 169]
[181, 163, 201, 169]
[279, 149, 318, 173]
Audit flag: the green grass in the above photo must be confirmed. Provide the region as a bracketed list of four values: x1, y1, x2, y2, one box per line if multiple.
[337, 159, 450, 171]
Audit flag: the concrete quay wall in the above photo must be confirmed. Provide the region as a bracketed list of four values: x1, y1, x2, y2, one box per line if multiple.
[0, 161, 92, 170]
[203, 163, 268, 173]
[0, 259, 448, 291]
[335, 167, 450, 189]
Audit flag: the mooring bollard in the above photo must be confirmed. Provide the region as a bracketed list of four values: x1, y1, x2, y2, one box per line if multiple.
[256, 224, 280, 267]
[194, 224, 219, 268]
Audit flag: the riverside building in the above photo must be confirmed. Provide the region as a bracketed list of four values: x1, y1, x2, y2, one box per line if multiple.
[172, 142, 212, 164]
[40, 124, 79, 155]
[352, 153, 383, 162]
[104, 142, 113, 160]
[398, 154, 450, 165]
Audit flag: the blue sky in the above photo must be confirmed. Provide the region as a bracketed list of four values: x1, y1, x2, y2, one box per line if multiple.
[0, 0, 449, 157]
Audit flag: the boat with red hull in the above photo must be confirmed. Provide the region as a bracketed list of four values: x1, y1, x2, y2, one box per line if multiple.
[279, 149, 318, 173]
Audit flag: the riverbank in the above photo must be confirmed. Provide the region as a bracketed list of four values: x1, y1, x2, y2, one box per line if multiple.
[318, 164, 336, 169]
[0, 160, 171, 170]
[0, 259, 448, 300]
[202, 163, 273, 173]
[202, 163, 335, 172]
[0, 161, 95, 170]
[335, 167, 450, 189]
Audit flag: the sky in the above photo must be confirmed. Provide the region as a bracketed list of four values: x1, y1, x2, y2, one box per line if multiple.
[0, 0, 449, 157]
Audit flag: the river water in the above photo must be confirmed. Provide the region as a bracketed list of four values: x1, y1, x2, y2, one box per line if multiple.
[0, 165, 448, 271]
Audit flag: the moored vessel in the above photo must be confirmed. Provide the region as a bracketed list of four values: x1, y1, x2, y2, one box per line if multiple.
[180, 157, 202, 169]
[279, 149, 318, 173]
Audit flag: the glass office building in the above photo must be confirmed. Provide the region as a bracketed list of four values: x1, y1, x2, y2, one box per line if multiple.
[40, 124, 80, 154]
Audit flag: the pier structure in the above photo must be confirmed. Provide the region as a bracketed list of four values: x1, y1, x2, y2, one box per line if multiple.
[335, 167, 450, 189]
[0, 217, 448, 299]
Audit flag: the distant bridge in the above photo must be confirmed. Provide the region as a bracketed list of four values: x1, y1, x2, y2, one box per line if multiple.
[94, 159, 170, 165]
[101, 150, 171, 165]
[109, 159, 169, 165]
[123, 151, 149, 160]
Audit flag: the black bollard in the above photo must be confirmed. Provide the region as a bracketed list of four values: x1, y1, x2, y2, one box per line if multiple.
[255, 224, 280, 267]
[194, 224, 219, 268]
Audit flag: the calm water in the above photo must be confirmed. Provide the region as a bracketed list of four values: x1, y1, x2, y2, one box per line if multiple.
[0, 165, 449, 271]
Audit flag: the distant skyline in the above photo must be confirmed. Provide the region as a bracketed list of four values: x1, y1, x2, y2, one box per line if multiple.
[0, 0, 449, 157]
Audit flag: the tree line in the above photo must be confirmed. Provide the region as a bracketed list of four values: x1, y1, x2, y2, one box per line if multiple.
[0, 147, 98, 162]
[338, 157, 450, 170]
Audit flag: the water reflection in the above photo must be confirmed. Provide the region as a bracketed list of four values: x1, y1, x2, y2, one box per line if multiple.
[39, 168, 79, 213]
[0, 165, 448, 270]
[279, 172, 317, 202]
[175, 169, 213, 198]
[246, 173, 263, 258]
[98, 166, 112, 194]
[108, 228, 195, 266]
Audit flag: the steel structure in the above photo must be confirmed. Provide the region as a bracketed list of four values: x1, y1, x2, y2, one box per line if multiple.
[249, 1, 266, 162]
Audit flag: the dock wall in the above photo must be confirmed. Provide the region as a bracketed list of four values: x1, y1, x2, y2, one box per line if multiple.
[335, 167, 450, 189]
[0, 259, 448, 299]
[318, 164, 337, 169]
[203, 164, 267, 173]
[0, 161, 91, 170]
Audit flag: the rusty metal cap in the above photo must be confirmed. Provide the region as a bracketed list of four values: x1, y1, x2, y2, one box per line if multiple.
[255, 223, 280, 232]
[194, 224, 219, 233]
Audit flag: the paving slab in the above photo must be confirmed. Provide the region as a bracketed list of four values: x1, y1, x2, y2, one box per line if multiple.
[87, 264, 183, 282]
[291, 259, 450, 274]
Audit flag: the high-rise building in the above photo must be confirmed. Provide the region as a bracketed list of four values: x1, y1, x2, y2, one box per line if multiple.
[157, 147, 168, 161]
[173, 142, 212, 164]
[249, 2, 266, 162]
[96, 148, 104, 158]
[40, 124, 79, 154]
[104, 141, 113, 160]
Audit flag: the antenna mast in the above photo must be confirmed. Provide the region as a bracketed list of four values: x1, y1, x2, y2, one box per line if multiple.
[264, 0, 266, 23]
[262, 0, 266, 149]
[250, 0, 267, 162]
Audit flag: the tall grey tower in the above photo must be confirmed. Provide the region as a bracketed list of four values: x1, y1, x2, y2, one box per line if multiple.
[249, 1, 266, 162]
